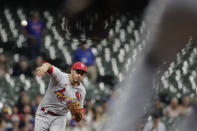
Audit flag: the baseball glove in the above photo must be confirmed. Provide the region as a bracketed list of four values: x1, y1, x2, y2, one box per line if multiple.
[69, 102, 83, 122]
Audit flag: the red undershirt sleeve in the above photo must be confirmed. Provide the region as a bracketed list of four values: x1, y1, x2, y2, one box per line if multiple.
[47, 66, 53, 74]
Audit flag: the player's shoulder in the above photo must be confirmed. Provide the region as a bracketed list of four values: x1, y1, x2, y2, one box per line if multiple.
[61, 72, 69, 80]
[62, 72, 69, 77]
[53, 66, 65, 74]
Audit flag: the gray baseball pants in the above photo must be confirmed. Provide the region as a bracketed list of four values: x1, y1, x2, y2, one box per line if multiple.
[34, 113, 67, 131]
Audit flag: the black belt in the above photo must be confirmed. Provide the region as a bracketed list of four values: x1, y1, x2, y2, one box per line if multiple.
[40, 108, 61, 116]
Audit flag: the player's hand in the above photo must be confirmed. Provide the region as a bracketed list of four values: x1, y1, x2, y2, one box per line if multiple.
[35, 63, 51, 77]
[35, 67, 45, 77]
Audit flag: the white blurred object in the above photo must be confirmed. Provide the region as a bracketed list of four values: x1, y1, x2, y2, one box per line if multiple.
[99, 82, 105, 91]
[119, 73, 123, 82]
[66, 111, 72, 120]
[36, 77, 46, 95]
[82, 76, 89, 87]
[134, 30, 140, 43]
[49, 46, 56, 60]
[111, 58, 119, 76]
[96, 57, 105, 76]
[120, 29, 126, 43]
[113, 39, 121, 53]
[17, 8, 26, 21]
[109, 29, 114, 38]
[5, 74, 15, 88]
[21, 20, 27, 26]
[62, 46, 72, 65]
[24, 80, 31, 91]
[104, 48, 111, 62]
[0, 102, 3, 110]
[189, 76, 196, 90]
[182, 61, 188, 75]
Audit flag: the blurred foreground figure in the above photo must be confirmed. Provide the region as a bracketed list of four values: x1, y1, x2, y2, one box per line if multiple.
[103, 0, 197, 130]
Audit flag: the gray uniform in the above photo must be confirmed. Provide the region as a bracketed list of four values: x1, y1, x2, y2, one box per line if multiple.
[34, 66, 86, 131]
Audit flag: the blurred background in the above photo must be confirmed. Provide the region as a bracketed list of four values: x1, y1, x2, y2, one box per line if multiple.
[0, 0, 197, 131]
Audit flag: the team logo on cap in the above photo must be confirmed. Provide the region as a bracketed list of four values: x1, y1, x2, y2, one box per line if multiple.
[81, 64, 84, 68]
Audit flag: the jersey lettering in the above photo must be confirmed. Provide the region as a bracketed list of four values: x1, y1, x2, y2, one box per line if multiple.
[54, 88, 77, 103]
[54, 88, 66, 102]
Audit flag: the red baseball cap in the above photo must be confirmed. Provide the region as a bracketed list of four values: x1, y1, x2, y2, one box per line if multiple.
[72, 62, 87, 73]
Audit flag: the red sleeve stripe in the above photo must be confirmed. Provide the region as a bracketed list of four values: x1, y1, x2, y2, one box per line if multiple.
[48, 66, 53, 74]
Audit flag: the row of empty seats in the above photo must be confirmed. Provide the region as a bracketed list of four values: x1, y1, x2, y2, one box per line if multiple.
[0, 7, 148, 106]
[157, 37, 197, 101]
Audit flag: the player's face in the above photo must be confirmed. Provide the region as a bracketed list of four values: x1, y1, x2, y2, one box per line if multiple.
[72, 69, 85, 82]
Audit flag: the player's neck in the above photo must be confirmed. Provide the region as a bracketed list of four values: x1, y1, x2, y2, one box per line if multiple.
[69, 74, 80, 87]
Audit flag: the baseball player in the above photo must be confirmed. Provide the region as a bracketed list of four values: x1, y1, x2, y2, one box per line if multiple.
[34, 62, 87, 131]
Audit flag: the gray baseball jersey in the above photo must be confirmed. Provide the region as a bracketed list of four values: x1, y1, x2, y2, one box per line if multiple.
[36, 66, 86, 117]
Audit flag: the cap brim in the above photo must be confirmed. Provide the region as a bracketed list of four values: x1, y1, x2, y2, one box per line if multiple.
[73, 68, 87, 73]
